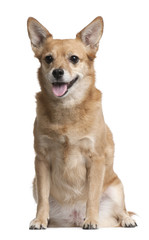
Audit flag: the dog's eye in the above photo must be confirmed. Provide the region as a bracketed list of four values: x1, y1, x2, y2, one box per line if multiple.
[45, 55, 54, 64]
[69, 55, 79, 64]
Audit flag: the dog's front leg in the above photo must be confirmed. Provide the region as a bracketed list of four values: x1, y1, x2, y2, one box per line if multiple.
[29, 156, 50, 230]
[83, 154, 105, 229]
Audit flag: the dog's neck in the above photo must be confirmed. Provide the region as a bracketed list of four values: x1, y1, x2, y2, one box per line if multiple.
[36, 84, 102, 125]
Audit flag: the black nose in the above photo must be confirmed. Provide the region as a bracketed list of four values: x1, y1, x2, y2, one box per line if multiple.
[52, 69, 64, 80]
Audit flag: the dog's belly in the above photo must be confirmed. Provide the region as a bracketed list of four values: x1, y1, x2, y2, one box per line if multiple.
[49, 197, 86, 227]
[39, 134, 88, 204]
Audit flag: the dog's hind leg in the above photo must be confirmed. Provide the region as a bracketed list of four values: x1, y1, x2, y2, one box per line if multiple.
[99, 178, 137, 228]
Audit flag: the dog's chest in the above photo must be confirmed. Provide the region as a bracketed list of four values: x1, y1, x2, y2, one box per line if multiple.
[39, 121, 94, 162]
[38, 132, 93, 202]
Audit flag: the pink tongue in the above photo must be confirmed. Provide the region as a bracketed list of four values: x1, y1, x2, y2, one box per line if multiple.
[52, 83, 68, 97]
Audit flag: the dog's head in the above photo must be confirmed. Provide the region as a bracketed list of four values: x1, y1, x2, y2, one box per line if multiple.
[27, 17, 103, 103]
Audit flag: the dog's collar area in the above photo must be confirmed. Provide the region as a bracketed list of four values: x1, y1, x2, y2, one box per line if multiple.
[52, 76, 79, 97]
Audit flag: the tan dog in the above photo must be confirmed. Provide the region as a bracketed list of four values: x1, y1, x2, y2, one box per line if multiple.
[27, 17, 137, 230]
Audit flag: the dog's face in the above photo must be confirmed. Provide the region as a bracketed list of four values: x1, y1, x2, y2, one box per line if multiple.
[27, 17, 103, 102]
[39, 39, 92, 99]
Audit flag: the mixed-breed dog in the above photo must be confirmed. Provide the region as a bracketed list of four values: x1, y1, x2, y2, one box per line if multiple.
[27, 16, 137, 230]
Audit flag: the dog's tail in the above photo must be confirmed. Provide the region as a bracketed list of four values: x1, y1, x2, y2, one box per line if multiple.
[128, 211, 137, 216]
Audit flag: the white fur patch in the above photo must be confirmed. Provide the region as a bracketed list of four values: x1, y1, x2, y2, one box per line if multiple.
[49, 197, 86, 227]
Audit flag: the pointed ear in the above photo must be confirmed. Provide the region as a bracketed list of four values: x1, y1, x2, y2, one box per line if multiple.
[27, 17, 52, 57]
[76, 17, 103, 52]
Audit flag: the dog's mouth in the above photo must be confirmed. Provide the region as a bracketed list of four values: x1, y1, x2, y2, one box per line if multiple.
[52, 76, 79, 97]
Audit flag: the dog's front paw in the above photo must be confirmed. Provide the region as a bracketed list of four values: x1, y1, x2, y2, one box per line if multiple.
[29, 217, 49, 230]
[83, 217, 99, 230]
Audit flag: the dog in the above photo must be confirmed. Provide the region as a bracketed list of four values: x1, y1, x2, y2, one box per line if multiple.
[27, 16, 137, 230]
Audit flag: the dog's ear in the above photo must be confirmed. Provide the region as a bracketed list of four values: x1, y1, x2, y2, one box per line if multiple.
[76, 17, 103, 53]
[27, 17, 52, 57]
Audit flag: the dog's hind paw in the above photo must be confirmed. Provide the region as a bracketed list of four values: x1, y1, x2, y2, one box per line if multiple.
[121, 217, 137, 228]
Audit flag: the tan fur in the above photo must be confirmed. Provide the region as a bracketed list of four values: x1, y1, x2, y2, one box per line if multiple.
[27, 17, 137, 229]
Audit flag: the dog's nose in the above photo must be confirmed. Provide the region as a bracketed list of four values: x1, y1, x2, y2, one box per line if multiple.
[52, 69, 64, 80]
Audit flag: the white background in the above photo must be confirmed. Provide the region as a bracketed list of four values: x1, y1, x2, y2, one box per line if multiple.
[0, 0, 149, 239]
